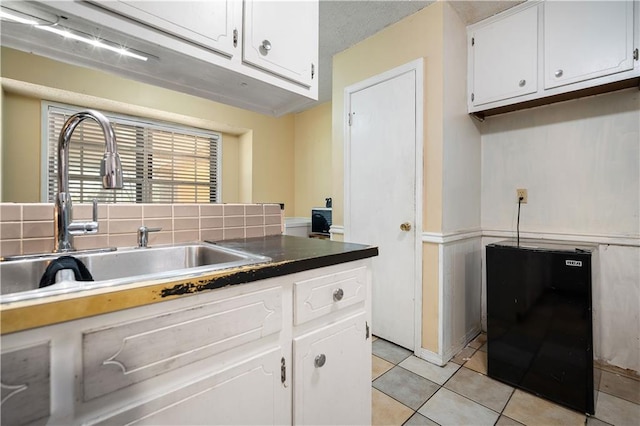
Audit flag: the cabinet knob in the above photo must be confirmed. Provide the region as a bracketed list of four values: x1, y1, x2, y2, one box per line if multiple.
[314, 354, 326, 368]
[400, 222, 412, 231]
[555, 69, 563, 78]
[333, 288, 344, 302]
[519, 79, 526, 87]
[261, 39, 272, 54]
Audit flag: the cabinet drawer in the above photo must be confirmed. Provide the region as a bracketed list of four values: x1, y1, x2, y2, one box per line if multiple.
[294, 267, 366, 325]
[83, 286, 282, 401]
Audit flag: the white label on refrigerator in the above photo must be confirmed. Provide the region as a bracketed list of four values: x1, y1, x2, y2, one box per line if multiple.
[566, 260, 583, 267]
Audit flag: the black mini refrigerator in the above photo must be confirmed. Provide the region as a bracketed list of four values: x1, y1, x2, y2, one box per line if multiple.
[486, 240, 597, 414]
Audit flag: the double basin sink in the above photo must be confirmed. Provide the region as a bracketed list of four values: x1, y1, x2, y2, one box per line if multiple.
[0, 243, 271, 303]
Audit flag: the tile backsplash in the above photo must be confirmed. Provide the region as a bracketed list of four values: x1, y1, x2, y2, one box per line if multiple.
[0, 203, 283, 257]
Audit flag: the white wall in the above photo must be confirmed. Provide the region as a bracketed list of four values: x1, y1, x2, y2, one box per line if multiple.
[480, 88, 640, 372]
[431, 3, 483, 363]
[481, 89, 639, 239]
[442, 2, 482, 234]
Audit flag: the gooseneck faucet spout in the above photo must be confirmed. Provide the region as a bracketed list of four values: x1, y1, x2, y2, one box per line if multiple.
[55, 110, 123, 252]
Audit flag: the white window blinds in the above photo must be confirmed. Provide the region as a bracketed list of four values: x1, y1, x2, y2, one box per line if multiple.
[44, 104, 220, 203]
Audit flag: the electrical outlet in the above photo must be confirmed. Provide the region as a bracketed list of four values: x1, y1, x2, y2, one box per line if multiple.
[517, 188, 528, 204]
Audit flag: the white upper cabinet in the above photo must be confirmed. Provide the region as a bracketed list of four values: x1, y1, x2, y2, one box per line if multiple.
[467, 0, 639, 116]
[544, 1, 635, 89]
[469, 3, 539, 106]
[243, 0, 318, 88]
[94, 1, 241, 58]
[5, 0, 319, 115]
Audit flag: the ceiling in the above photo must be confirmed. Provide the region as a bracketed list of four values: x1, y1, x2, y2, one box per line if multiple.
[316, 0, 525, 104]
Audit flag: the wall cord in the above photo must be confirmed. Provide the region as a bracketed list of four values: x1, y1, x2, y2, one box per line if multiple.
[517, 197, 523, 246]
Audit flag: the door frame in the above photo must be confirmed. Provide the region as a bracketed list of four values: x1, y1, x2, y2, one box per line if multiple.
[343, 58, 424, 353]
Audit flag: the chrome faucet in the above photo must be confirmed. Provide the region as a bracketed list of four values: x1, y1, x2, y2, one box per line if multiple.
[55, 110, 123, 252]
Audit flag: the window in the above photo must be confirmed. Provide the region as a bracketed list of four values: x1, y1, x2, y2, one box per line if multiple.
[43, 103, 221, 203]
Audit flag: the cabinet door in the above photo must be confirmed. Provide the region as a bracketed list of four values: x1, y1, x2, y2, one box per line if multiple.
[243, 0, 318, 87]
[293, 312, 370, 425]
[86, 348, 289, 425]
[1, 343, 50, 426]
[93, 0, 241, 57]
[544, 1, 634, 89]
[470, 4, 539, 106]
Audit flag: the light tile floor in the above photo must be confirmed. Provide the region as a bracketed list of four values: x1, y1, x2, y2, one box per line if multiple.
[372, 334, 640, 426]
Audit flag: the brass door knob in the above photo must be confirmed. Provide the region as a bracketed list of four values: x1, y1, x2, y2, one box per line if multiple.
[400, 222, 412, 231]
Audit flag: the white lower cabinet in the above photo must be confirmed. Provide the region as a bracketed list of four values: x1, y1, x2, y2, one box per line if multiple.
[293, 312, 370, 425]
[87, 348, 288, 426]
[0, 259, 371, 425]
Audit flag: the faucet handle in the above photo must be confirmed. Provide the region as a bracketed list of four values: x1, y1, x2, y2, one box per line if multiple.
[67, 199, 99, 235]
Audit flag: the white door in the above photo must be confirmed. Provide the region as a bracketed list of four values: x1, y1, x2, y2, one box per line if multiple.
[470, 3, 539, 106]
[345, 63, 421, 350]
[293, 312, 370, 425]
[544, 1, 634, 89]
[96, 1, 241, 57]
[243, 0, 318, 87]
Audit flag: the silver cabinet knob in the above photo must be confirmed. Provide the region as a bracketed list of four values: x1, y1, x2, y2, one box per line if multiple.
[314, 354, 326, 368]
[555, 69, 563, 78]
[261, 39, 272, 52]
[519, 79, 526, 87]
[333, 288, 344, 301]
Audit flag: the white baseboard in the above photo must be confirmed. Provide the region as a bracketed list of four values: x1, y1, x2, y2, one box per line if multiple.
[443, 325, 482, 363]
[414, 347, 446, 366]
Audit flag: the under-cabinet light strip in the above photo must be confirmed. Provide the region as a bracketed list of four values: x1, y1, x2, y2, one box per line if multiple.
[0, 10, 39, 25]
[0, 9, 148, 61]
[35, 25, 148, 61]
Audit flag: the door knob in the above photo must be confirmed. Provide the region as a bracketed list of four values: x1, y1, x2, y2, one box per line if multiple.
[400, 222, 412, 231]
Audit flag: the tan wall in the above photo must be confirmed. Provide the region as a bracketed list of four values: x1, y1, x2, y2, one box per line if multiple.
[0, 47, 295, 209]
[0, 73, 3, 200]
[293, 101, 332, 218]
[2, 93, 41, 202]
[332, 2, 446, 353]
[221, 134, 240, 203]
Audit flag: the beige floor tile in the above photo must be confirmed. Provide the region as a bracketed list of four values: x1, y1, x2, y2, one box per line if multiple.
[495, 414, 524, 426]
[372, 388, 414, 426]
[373, 355, 394, 380]
[451, 346, 476, 365]
[464, 349, 488, 375]
[399, 356, 460, 385]
[445, 366, 514, 412]
[503, 390, 586, 426]
[593, 391, 640, 426]
[418, 388, 499, 426]
[599, 369, 640, 404]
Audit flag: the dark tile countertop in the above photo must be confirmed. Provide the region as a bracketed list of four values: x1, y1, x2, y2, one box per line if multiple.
[158, 235, 378, 298]
[213, 234, 378, 273]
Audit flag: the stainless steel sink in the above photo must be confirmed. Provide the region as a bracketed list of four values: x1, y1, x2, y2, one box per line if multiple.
[0, 243, 270, 303]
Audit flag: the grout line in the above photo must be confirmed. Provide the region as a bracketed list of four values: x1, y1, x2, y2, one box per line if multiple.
[596, 387, 640, 406]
